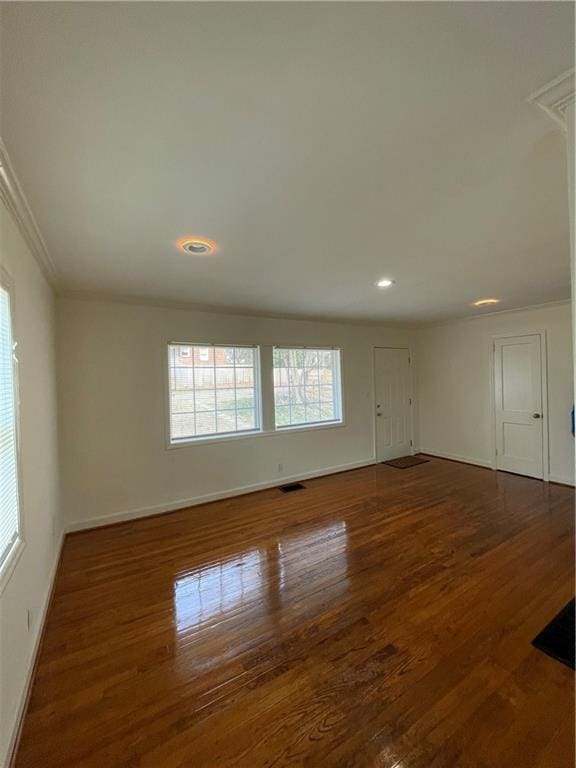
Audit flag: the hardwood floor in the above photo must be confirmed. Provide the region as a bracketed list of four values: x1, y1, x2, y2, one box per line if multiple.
[15, 458, 575, 767]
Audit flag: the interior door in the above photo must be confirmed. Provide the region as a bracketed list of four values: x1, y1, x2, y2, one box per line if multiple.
[494, 334, 544, 479]
[374, 348, 412, 461]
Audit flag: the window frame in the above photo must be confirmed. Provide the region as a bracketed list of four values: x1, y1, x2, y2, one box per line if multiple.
[272, 346, 344, 432]
[165, 341, 264, 447]
[0, 266, 25, 594]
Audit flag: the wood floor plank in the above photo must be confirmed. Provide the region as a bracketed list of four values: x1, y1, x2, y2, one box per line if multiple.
[14, 458, 575, 767]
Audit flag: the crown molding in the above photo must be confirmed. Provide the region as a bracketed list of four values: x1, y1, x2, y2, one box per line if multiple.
[416, 298, 572, 331]
[527, 68, 575, 132]
[0, 138, 60, 288]
[59, 290, 419, 330]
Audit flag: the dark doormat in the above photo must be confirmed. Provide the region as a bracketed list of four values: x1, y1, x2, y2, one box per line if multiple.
[532, 599, 575, 670]
[382, 456, 429, 470]
[279, 482, 305, 493]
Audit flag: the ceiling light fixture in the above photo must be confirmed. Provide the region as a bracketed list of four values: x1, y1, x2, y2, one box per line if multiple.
[472, 298, 500, 307]
[177, 236, 218, 256]
[376, 278, 395, 288]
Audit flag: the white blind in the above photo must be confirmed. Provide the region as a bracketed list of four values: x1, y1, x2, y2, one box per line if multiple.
[0, 282, 20, 571]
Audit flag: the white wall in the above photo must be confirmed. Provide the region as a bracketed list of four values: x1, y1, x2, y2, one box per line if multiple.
[415, 302, 574, 484]
[0, 200, 61, 764]
[57, 298, 413, 529]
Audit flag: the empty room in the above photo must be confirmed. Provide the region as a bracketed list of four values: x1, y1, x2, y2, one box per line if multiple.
[0, 2, 575, 766]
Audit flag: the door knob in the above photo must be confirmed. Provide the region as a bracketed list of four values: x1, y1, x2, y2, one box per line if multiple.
[532, 413, 542, 419]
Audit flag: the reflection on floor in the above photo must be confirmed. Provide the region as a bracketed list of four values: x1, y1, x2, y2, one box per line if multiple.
[15, 458, 575, 767]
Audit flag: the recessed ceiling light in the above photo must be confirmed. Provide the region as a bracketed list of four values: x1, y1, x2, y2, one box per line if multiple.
[376, 278, 395, 288]
[176, 236, 218, 256]
[472, 298, 500, 307]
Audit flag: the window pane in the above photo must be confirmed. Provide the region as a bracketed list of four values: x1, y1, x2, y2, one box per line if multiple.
[215, 367, 235, 387]
[168, 344, 260, 442]
[216, 410, 236, 433]
[273, 348, 342, 429]
[235, 388, 255, 410]
[306, 403, 322, 422]
[0, 282, 20, 573]
[320, 402, 335, 420]
[235, 348, 254, 366]
[170, 392, 195, 414]
[171, 412, 195, 439]
[235, 367, 254, 387]
[195, 368, 214, 389]
[196, 411, 216, 435]
[194, 390, 215, 411]
[236, 409, 256, 430]
[216, 388, 236, 410]
[274, 405, 291, 427]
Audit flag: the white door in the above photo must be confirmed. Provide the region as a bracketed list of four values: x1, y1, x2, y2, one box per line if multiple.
[494, 334, 544, 479]
[374, 348, 412, 461]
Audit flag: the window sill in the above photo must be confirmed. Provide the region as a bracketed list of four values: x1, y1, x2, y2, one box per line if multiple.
[0, 536, 25, 595]
[166, 421, 346, 449]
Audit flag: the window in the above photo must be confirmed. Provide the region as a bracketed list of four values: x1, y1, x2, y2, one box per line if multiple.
[273, 347, 342, 429]
[0, 275, 21, 579]
[168, 344, 261, 443]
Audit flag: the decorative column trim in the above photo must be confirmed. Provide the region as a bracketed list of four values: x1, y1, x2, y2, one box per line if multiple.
[527, 68, 575, 132]
[0, 137, 60, 288]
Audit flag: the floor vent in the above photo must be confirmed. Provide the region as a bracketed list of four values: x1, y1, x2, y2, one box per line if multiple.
[279, 482, 306, 493]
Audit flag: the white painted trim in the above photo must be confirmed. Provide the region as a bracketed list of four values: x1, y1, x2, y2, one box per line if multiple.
[59, 290, 417, 330]
[163, 342, 264, 450]
[549, 475, 575, 487]
[163, 342, 346, 449]
[418, 300, 571, 331]
[4, 530, 64, 768]
[166, 421, 347, 450]
[65, 458, 376, 533]
[0, 138, 59, 289]
[491, 330, 550, 482]
[417, 449, 493, 470]
[527, 68, 575, 132]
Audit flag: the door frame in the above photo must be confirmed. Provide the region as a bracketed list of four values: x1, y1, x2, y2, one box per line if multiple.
[490, 329, 550, 481]
[372, 346, 415, 461]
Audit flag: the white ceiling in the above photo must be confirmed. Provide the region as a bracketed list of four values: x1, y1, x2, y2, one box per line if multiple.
[0, 2, 573, 323]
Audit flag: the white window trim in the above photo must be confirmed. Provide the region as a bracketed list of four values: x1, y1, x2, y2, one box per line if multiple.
[272, 345, 344, 431]
[165, 342, 263, 447]
[0, 266, 25, 595]
[164, 342, 346, 449]
[166, 421, 346, 449]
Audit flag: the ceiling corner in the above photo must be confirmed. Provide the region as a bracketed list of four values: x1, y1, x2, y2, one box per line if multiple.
[527, 68, 575, 132]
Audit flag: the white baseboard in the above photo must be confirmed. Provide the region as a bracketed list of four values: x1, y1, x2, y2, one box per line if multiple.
[65, 458, 377, 533]
[420, 449, 575, 485]
[549, 474, 576, 487]
[5, 529, 64, 768]
[417, 448, 494, 470]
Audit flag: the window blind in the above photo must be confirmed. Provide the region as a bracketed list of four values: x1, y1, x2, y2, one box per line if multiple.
[0, 282, 20, 571]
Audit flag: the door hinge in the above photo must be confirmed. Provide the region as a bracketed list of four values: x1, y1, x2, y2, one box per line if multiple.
[495, 448, 498, 456]
[410, 439, 413, 446]
[408, 356, 411, 364]
[409, 398, 412, 405]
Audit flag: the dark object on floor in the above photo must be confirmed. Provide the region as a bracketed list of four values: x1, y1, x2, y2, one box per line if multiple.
[279, 482, 306, 493]
[383, 456, 429, 469]
[532, 599, 575, 670]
